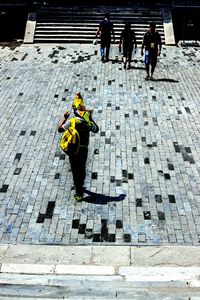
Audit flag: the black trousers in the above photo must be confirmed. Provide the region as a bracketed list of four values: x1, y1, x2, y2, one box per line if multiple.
[69, 147, 88, 195]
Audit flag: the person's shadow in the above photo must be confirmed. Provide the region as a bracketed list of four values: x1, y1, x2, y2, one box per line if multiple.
[81, 190, 126, 204]
[155, 78, 179, 83]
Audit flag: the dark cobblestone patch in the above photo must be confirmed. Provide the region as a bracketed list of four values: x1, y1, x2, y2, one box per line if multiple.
[144, 158, 150, 164]
[60, 154, 65, 160]
[94, 149, 99, 154]
[72, 219, 79, 229]
[36, 213, 46, 223]
[116, 180, 122, 186]
[110, 176, 115, 183]
[158, 211, 165, 220]
[13, 153, 22, 164]
[124, 234, 131, 242]
[55, 151, 61, 158]
[93, 234, 100, 242]
[0, 185, 9, 193]
[116, 220, 123, 228]
[91, 172, 98, 179]
[185, 107, 191, 114]
[174, 143, 195, 164]
[169, 195, 176, 203]
[122, 170, 128, 177]
[54, 173, 60, 179]
[30, 131, 36, 136]
[155, 195, 162, 203]
[85, 229, 93, 239]
[21, 53, 28, 61]
[78, 224, 86, 234]
[152, 117, 158, 126]
[136, 198, 143, 207]
[164, 173, 171, 180]
[168, 164, 174, 170]
[46, 202, 55, 219]
[173, 142, 180, 153]
[101, 219, 108, 242]
[128, 173, 134, 180]
[20, 130, 26, 136]
[144, 211, 151, 220]
[14, 168, 22, 175]
[108, 234, 116, 242]
[49, 50, 59, 59]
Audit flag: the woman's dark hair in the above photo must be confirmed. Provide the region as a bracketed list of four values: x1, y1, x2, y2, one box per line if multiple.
[125, 22, 131, 30]
[150, 22, 156, 28]
[105, 12, 110, 19]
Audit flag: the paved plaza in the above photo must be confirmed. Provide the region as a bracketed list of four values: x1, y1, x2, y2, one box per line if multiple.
[0, 42, 200, 246]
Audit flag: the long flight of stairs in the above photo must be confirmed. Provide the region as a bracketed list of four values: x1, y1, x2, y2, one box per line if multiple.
[33, 6, 165, 44]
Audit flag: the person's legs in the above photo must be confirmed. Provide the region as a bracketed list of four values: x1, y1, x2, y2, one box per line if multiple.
[100, 40, 106, 62]
[69, 148, 88, 199]
[105, 42, 110, 61]
[144, 49, 150, 79]
[127, 46, 133, 69]
[123, 46, 128, 69]
[100, 47, 105, 61]
[150, 52, 157, 80]
[145, 64, 150, 79]
[123, 56, 127, 69]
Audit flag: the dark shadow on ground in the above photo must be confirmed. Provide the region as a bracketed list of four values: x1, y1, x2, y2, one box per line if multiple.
[82, 190, 126, 204]
[155, 78, 179, 83]
[130, 66, 145, 70]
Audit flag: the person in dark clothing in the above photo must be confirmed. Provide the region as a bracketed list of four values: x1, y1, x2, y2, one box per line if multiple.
[96, 12, 115, 62]
[119, 22, 137, 69]
[141, 22, 162, 80]
[58, 93, 99, 201]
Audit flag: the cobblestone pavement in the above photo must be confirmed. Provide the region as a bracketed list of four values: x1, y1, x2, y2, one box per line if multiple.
[0, 43, 200, 246]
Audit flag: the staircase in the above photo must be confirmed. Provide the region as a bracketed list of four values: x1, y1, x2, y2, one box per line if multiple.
[33, 6, 165, 44]
[0, 245, 200, 299]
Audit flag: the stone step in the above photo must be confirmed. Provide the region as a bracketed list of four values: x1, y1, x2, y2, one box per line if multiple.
[35, 23, 164, 28]
[0, 269, 200, 299]
[0, 245, 200, 300]
[0, 245, 200, 298]
[32, 6, 165, 44]
[37, 16, 162, 24]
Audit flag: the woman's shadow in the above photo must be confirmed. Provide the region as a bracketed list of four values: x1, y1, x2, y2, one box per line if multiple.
[82, 190, 126, 205]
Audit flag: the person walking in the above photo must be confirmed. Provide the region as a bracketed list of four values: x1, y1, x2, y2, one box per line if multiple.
[141, 22, 162, 80]
[96, 12, 115, 62]
[119, 22, 137, 69]
[58, 93, 99, 201]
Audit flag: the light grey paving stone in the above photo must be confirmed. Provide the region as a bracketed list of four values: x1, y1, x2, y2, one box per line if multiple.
[0, 44, 200, 246]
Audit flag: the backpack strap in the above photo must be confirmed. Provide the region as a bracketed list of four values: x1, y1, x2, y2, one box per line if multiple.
[70, 118, 76, 127]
